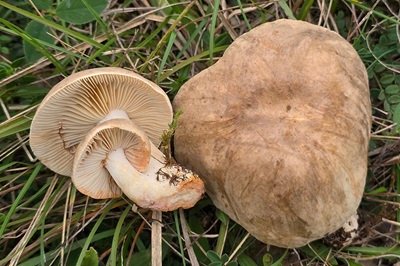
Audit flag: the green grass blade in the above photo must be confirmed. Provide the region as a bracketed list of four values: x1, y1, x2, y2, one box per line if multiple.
[87, 37, 116, 64]
[110, 206, 131, 266]
[136, 18, 170, 50]
[271, 249, 288, 266]
[2, 178, 59, 265]
[215, 210, 229, 256]
[343, 0, 399, 24]
[81, 0, 109, 31]
[278, 0, 296, 20]
[0, 18, 64, 72]
[174, 210, 186, 266]
[300, 242, 338, 265]
[237, 0, 251, 30]
[158, 45, 228, 82]
[140, 1, 195, 72]
[0, 1, 104, 48]
[176, 19, 208, 59]
[75, 201, 115, 266]
[157, 31, 176, 82]
[345, 246, 400, 256]
[209, 0, 221, 62]
[18, 181, 50, 208]
[19, 229, 116, 266]
[396, 165, 400, 232]
[40, 218, 45, 266]
[0, 162, 17, 173]
[0, 164, 41, 238]
[0, 115, 32, 139]
[297, 0, 314, 20]
[0, 24, 93, 63]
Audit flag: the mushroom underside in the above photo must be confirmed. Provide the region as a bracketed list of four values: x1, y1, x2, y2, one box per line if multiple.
[73, 119, 204, 211]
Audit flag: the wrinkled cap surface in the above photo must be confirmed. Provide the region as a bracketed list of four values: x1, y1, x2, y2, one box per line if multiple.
[30, 67, 172, 176]
[173, 19, 371, 248]
[72, 119, 151, 199]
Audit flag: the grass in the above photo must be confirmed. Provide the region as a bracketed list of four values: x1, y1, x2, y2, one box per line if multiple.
[0, 0, 399, 265]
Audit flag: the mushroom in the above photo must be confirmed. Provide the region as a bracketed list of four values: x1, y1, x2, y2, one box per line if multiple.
[73, 118, 204, 211]
[30, 67, 204, 211]
[173, 19, 371, 247]
[30, 67, 172, 176]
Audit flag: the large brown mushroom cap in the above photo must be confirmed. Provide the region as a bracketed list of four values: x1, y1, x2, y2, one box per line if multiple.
[173, 19, 371, 248]
[30, 67, 172, 176]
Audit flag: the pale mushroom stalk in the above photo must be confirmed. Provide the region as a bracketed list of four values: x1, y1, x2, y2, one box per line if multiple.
[97, 111, 203, 211]
[99, 109, 130, 123]
[106, 145, 202, 211]
[72, 118, 204, 212]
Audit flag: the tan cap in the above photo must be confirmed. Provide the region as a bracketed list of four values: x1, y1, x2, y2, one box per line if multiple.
[30, 67, 172, 176]
[173, 19, 371, 247]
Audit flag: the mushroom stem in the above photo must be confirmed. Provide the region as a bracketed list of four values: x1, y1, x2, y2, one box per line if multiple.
[99, 109, 130, 124]
[105, 147, 204, 211]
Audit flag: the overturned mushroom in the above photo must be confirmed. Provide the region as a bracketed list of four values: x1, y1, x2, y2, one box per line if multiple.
[174, 19, 371, 247]
[30, 67, 173, 176]
[73, 119, 204, 211]
[30, 67, 204, 211]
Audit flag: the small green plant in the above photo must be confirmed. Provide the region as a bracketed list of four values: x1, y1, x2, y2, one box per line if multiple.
[81, 247, 99, 266]
[207, 250, 238, 266]
[367, 24, 400, 130]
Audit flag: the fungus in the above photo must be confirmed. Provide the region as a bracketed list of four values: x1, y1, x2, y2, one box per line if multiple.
[173, 19, 371, 247]
[30, 67, 204, 211]
[30, 67, 173, 176]
[73, 119, 204, 211]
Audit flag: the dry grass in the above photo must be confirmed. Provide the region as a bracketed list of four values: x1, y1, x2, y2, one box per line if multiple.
[0, 0, 399, 265]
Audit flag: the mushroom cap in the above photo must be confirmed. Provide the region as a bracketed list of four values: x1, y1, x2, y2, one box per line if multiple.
[173, 19, 371, 248]
[72, 119, 151, 199]
[30, 67, 172, 176]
